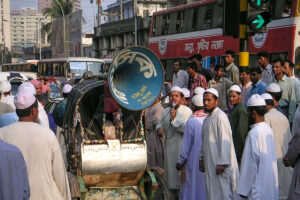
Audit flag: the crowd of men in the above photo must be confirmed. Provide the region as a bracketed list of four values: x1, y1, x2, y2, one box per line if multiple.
[145, 50, 300, 199]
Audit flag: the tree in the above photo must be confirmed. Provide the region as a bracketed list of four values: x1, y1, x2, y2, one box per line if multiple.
[42, 0, 74, 42]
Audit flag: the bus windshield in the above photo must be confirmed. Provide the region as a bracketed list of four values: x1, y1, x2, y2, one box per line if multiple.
[69, 61, 103, 76]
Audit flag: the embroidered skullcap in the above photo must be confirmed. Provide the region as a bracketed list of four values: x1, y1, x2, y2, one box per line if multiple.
[247, 94, 266, 107]
[229, 85, 241, 93]
[0, 80, 11, 93]
[266, 83, 281, 93]
[62, 84, 72, 94]
[14, 91, 36, 109]
[18, 82, 36, 95]
[194, 87, 205, 95]
[192, 94, 204, 107]
[181, 88, 190, 98]
[261, 93, 273, 100]
[204, 88, 219, 98]
[170, 86, 182, 93]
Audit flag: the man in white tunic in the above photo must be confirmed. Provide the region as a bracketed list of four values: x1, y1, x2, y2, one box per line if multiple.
[199, 88, 239, 200]
[0, 80, 15, 109]
[262, 93, 293, 199]
[0, 91, 71, 200]
[236, 94, 279, 199]
[157, 86, 192, 199]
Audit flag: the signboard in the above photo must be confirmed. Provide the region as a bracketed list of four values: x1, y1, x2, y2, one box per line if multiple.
[52, 10, 82, 58]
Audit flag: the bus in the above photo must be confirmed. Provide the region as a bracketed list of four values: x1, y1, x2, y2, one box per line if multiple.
[2, 60, 38, 79]
[37, 57, 106, 84]
[148, 0, 298, 80]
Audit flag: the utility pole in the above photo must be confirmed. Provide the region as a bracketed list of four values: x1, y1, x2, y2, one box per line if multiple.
[38, 18, 42, 60]
[120, 0, 123, 20]
[98, 0, 101, 26]
[134, 0, 137, 45]
[239, 0, 249, 68]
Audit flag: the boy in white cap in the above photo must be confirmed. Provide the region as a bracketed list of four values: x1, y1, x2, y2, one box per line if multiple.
[0, 91, 71, 200]
[157, 86, 192, 199]
[0, 80, 15, 109]
[193, 87, 205, 96]
[266, 82, 286, 116]
[228, 85, 248, 163]
[176, 94, 207, 200]
[236, 94, 278, 199]
[262, 93, 293, 199]
[181, 88, 190, 106]
[199, 88, 239, 200]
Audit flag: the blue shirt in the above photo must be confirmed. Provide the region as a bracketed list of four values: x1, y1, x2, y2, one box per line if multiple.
[0, 139, 30, 200]
[0, 112, 18, 128]
[248, 80, 267, 100]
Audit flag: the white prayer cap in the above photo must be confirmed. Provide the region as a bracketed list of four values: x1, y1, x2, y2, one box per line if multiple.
[261, 93, 273, 100]
[181, 88, 190, 98]
[18, 82, 36, 95]
[204, 88, 219, 98]
[170, 86, 182, 93]
[192, 94, 204, 107]
[194, 87, 205, 95]
[14, 91, 36, 109]
[247, 94, 266, 107]
[62, 84, 72, 94]
[266, 83, 281, 93]
[0, 81, 11, 93]
[229, 85, 241, 93]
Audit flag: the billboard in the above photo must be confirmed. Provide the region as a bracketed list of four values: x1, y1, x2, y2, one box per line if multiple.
[52, 10, 82, 58]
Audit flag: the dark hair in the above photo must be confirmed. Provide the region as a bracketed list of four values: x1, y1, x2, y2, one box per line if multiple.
[193, 105, 205, 111]
[265, 99, 274, 106]
[3, 91, 11, 95]
[257, 51, 269, 58]
[189, 54, 203, 61]
[250, 66, 262, 74]
[187, 62, 198, 71]
[239, 67, 250, 74]
[225, 50, 235, 58]
[62, 93, 69, 98]
[272, 58, 284, 66]
[214, 64, 224, 72]
[284, 59, 295, 68]
[173, 59, 182, 66]
[268, 91, 282, 102]
[248, 106, 267, 116]
[204, 92, 218, 99]
[16, 100, 38, 118]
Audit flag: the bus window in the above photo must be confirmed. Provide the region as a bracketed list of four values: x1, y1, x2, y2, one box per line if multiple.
[156, 15, 163, 36]
[203, 3, 214, 30]
[169, 12, 177, 34]
[87, 62, 104, 75]
[69, 62, 86, 76]
[273, 0, 292, 18]
[197, 6, 207, 30]
[212, 3, 223, 28]
[152, 17, 156, 36]
[183, 8, 194, 32]
[176, 11, 184, 33]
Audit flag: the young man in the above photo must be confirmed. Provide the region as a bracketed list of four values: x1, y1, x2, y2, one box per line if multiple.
[189, 54, 214, 82]
[187, 62, 207, 96]
[236, 94, 278, 199]
[199, 88, 239, 200]
[0, 139, 30, 200]
[224, 50, 240, 84]
[262, 93, 293, 199]
[248, 66, 267, 99]
[0, 91, 71, 200]
[239, 68, 252, 105]
[157, 86, 192, 199]
[272, 58, 297, 123]
[181, 88, 190, 106]
[176, 94, 207, 200]
[257, 51, 273, 84]
[228, 85, 248, 163]
[208, 64, 233, 112]
[266, 83, 285, 116]
[172, 59, 189, 88]
[283, 59, 300, 106]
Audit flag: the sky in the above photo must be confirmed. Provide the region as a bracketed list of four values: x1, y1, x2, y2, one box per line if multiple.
[10, 0, 116, 33]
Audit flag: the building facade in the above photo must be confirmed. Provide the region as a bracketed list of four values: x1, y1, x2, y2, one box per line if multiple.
[38, 0, 81, 14]
[0, 0, 11, 51]
[93, 0, 167, 58]
[10, 7, 50, 54]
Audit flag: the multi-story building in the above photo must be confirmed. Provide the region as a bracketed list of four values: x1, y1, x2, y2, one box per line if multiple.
[73, 0, 81, 11]
[0, 0, 11, 51]
[10, 7, 50, 54]
[38, 0, 81, 14]
[93, 0, 167, 58]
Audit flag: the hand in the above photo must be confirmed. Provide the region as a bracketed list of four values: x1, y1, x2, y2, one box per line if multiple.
[157, 128, 165, 137]
[170, 108, 176, 119]
[176, 163, 183, 171]
[216, 165, 225, 174]
[283, 157, 291, 167]
[199, 160, 205, 172]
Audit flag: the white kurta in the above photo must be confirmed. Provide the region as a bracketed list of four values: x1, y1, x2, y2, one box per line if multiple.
[0, 95, 15, 110]
[157, 105, 192, 189]
[199, 107, 239, 200]
[265, 108, 293, 199]
[37, 101, 49, 128]
[0, 101, 14, 116]
[0, 122, 71, 200]
[236, 122, 279, 199]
